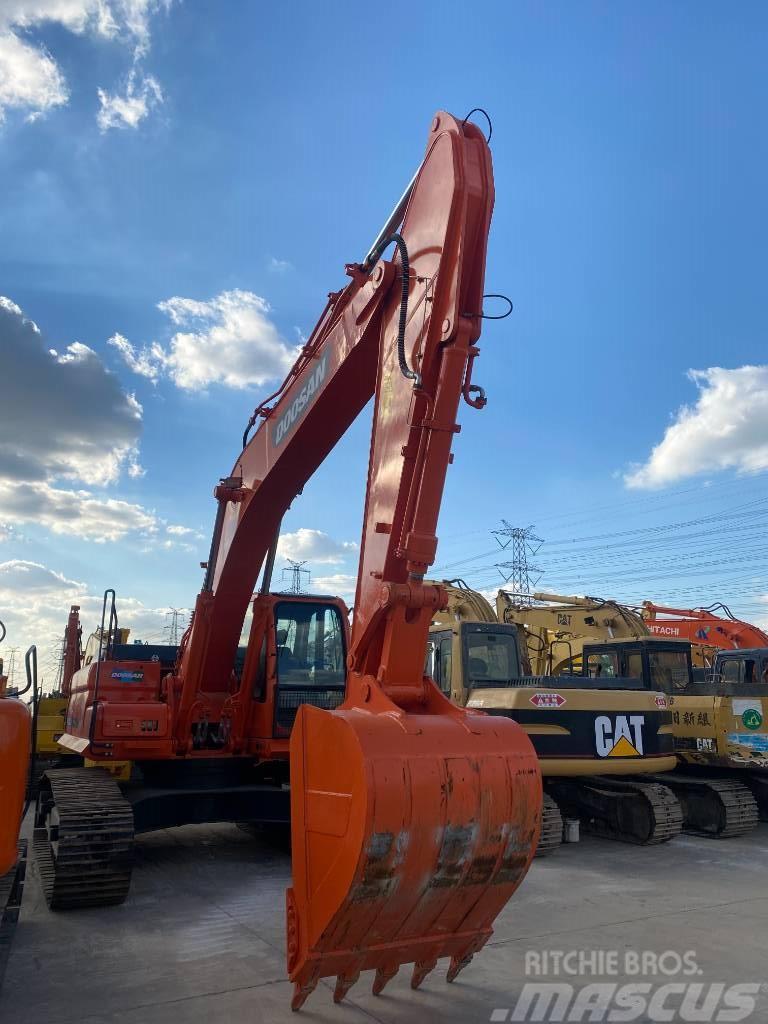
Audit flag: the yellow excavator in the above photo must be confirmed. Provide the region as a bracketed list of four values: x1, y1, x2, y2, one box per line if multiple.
[496, 590, 649, 675]
[579, 637, 763, 835]
[427, 581, 682, 852]
[467, 588, 759, 838]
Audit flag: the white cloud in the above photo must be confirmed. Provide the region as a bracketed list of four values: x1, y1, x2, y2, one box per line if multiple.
[1, 296, 143, 486]
[309, 573, 357, 604]
[108, 330, 165, 382]
[0, 29, 68, 122]
[268, 257, 292, 273]
[111, 290, 301, 391]
[625, 366, 768, 490]
[0, 1, 171, 126]
[277, 529, 357, 565]
[97, 68, 162, 130]
[0, 558, 183, 682]
[0, 295, 200, 545]
[0, 480, 158, 542]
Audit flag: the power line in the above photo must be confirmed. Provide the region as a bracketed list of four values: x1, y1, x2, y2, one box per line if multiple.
[282, 560, 310, 594]
[492, 522, 543, 603]
[164, 608, 187, 646]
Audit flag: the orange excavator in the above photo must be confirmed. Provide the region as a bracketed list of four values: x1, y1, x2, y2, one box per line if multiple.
[35, 111, 541, 1009]
[0, 631, 36, 988]
[642, 602, 768, 652]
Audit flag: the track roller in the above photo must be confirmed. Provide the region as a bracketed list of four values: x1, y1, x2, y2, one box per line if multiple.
[648, 775, 759, 839]
[33, 768, 134, 909]
[0, 841, 26, 989]
[535, 793, 563, 856]
[547, 777, 683, 845]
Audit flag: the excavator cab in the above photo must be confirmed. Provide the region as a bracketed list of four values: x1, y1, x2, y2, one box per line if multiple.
[427, 620, 525, 702]
[581, 638, 693, 692]
[240, 593, 349, 752]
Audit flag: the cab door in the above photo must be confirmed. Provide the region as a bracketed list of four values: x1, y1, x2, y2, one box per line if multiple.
[426, 630, 453, 699]
[719, 655, 768, 764]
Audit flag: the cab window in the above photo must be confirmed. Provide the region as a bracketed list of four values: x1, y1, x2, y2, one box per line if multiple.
[626, 652, 643, 680]
[274, 602, 345, 686]
[721, 658, 744, 687]
[426, 633, 452, 695]
[587, 652, 619, 678]
[438, 637, 452, 695]
[465, 631, 520, 684]
[648, 649, 690, 692]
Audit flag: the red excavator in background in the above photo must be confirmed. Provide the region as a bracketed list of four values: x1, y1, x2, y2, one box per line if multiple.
[35, 110, 541, 1009]
[642, 602, 768, 652]
[0, 632, 37, 989]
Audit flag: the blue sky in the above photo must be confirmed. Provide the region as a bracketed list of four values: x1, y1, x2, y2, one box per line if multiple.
[2, 1, 768, 684]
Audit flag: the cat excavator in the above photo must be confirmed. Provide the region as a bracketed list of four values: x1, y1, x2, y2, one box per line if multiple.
[428, 583, 682, 852]
[0, 631, 36, 989]
[579, 638, 761, 837]
[481, 591, 760, 837]
[34, 110, 541, 1009]
[497, 590, 649, 675]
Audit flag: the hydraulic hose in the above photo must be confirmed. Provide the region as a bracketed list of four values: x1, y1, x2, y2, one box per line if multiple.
[365, 233, 419, 387]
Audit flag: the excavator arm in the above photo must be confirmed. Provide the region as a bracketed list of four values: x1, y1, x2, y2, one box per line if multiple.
[642, 601, 768, 649]
[173, 111, 540, 1008]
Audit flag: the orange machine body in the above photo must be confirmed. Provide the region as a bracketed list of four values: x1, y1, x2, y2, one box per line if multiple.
[52, 110, 540, 1008]
[61, 592, 350, 764]
[0, 696, 31, 876]
[643, 602, 768, 650]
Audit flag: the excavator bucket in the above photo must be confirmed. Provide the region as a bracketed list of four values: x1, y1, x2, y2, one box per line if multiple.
[287, 685, 541, 1008]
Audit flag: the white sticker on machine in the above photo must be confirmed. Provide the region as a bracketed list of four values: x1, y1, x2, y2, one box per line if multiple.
[732, 699, 763, 717]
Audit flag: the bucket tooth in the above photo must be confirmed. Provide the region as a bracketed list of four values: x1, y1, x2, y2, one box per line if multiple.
[372, 965, 399, 996]
[291, 980, 317, 1012]
[333, 971, 360, 1003]
[411, 959, 438, 990]
[447, 953, 473, 983]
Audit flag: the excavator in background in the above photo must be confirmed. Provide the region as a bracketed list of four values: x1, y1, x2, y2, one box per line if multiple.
[428, 582, 682, 852]
[496, 590, 649, 675]
[27, 606, 85, 795]
[34, 111, 541, 1009]
[642, 602, 768, 658]
[0, 630, 37, 989]
[580, 637, 761, 836]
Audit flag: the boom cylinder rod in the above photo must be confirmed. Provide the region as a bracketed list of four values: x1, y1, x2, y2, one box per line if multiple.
[259, 527, 280, 596]
[364, 168, 418, 267]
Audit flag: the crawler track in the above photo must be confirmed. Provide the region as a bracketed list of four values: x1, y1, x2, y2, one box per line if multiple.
[744, 773, 768, 822]
[0, 841, 26, 989]
[547, 777, 683, 845]
[33, 768, 134, 909]
[535, 793, 563, 856]
[648, 774, 759, 839]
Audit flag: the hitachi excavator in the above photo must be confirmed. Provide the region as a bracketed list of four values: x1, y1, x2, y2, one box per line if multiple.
[34, 111, 541, 1009]
[0, 631, 36, 989]
[579, 638, 761, 837]
[428, 582, 682, 852]
[497, 590, 649, 675]
[642, 602, 768, 663]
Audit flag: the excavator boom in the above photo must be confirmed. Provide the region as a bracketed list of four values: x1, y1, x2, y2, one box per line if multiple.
[642, 601, 768, 649]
